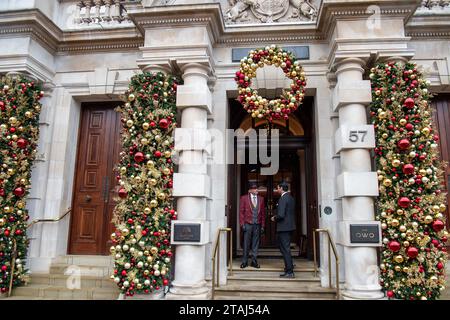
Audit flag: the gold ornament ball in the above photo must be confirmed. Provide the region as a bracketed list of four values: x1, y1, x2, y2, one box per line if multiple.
[163, 168, 171, 175]
[150, 200, 158, 208]
[141, 138, 149, 145]
[394, 266, 401, 272]
[144, 207, 151, 215]
[158, 193, 166, 200]
[394, 255, 404, 263]
[391, 219, 400, 227]
[432, 205, 440, 212]
[402, 267, 409, 273]
[424, 216, 433, 224]
[150, 247, 158, 254]
[403, 241, 410, 247]
[126, 120, 134, 127]
[142, 123, 150, 130]
[440, 204, 447, 212]
[146, 161, 155, 168]
[392, 159, 401, 167]
[11, 135, 18, 141]
[431, 276, 438, 282]
[0, 218, 5, 227]
[397, 209, 404, 215]
[150, 179, 157, 186]
[17, 202, 24, 209]
[25, 111, 33, 118]
[421, 127, 430, 136]
[399, 119, 407, 126]
[9, 117, 17, 125]
[383, 179, 392, 187]
[399, 225, 407, 232]
[164, 151, 171, 158]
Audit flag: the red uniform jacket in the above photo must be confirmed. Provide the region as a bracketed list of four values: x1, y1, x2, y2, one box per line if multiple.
[239, 194, 265, 228]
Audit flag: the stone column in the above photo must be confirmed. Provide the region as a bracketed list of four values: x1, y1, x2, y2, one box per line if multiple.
[333, 58, 384, 300]
[167, 62, 212, 299]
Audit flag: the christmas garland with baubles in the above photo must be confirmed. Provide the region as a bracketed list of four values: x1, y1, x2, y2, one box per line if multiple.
[370, 62, 448, 300]
[0, 75, 43, 294]
[110, 72, 179, 297]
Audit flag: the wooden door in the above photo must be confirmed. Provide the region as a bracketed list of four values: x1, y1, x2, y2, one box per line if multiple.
[432, 95, 450, 232]
[69, 103, 121, 255]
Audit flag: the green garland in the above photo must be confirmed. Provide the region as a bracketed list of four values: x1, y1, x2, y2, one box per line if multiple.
[370, 62, 448, 300]
[111, 72, 179, 297]
[0, 75, 43, 294]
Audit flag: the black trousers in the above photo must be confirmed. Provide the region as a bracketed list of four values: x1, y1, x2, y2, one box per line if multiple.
[277, 231, 294, 273]
[242, 223, 261, 264]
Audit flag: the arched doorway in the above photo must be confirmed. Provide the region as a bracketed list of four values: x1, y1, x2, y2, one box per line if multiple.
[227, 95, 318, 260]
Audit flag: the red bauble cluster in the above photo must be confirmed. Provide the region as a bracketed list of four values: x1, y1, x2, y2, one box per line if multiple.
[134, 152, 145, 163]
[398, 139, 410, 150]
[388, 241, 401, 252]
[402, 164, 414, 175]
[398, 197, 410, 208]
[404, 97, 415, 109]
[406, 247, 419, 259]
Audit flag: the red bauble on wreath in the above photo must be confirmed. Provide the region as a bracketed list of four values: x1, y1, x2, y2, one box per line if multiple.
[398, 197, 411, 208]
[398, 139, 410, 150]
[388, 241, 401, 252]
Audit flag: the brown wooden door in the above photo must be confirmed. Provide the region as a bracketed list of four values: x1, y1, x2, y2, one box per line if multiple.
[69, 103, 121, 255]
[432, 95, 450, 232]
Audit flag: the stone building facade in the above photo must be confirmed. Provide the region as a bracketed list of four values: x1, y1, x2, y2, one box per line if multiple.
[0, 0, 449, 300]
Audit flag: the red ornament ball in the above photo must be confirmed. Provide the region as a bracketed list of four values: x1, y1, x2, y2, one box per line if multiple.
[387, 291, 394, 298]
[163, 279, 169, 286]
[432, 220, 445, 232]
[17, 138, 27, 149]
[406, 247, 419, 259]
[118, 188, 128, 198]
[398, 197, 411, 208]
[134, 152, 145, 163]
[398, 139, 410, 150]
[159, 119, 169, 129]
[0, 189, 4, 197]
[154, 151, 162, 158]
[402, 164, 414, 175]
[437, 262, 444, 270]
[404, 98, 415, 109]
[388, 241, 401, 252]
[405, 123, 413, 131]
[13, 187, 25, 197]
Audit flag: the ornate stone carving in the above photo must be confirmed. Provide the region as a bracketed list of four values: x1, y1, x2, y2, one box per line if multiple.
[223, 0, 320, 24]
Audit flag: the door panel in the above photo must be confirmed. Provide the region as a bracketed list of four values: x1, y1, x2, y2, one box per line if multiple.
[69, 103, 121, 255]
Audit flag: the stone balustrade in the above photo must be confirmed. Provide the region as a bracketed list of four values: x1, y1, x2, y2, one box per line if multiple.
[73, 0, 138, 27]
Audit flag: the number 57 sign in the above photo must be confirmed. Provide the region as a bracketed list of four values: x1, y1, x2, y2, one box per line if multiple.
[335, 125, 375, 153]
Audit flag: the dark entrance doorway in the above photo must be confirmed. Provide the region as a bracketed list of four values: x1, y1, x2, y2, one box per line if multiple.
[68, 102, 122, 255]
[227, 96, 318, 260]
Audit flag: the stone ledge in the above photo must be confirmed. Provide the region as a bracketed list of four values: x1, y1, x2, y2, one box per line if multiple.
[173, 173, 211, 198]
[332, 80, 371, 112]
[337, 172, 379, 198]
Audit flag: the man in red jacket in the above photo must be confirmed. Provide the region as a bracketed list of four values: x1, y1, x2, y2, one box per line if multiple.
[239, 181, 266, 268]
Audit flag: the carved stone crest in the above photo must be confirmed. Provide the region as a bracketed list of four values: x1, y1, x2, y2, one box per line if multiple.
[223, 0, 319, 24]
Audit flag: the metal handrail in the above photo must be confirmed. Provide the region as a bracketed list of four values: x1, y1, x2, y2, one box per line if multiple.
[7, 207, 72, 297]
[313, 228, 340, 300]
[211, 228, 233, 300]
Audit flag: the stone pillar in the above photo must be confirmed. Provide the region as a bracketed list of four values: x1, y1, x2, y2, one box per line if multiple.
[167, 62, 212, 300]
[333, 58, 384, 300]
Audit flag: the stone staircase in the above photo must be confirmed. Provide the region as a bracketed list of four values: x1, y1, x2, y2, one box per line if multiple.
[5, 255, 118, 300]
[213, 258, 338, 300]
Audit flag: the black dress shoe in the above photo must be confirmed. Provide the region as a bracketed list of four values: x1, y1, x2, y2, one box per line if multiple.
[251, 261, 260, 269]
[280, 272, 295, 278]
[240, 263, 248, 269]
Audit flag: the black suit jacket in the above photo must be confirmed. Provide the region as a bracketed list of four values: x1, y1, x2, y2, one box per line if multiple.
[275, 192, 296, 232]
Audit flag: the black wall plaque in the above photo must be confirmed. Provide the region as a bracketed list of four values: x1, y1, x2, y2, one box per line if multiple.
[350, 224, 380, 244]
[232, 46, 310, 63]
[324, 206, 332, 215]
[173, 223, 201, 242]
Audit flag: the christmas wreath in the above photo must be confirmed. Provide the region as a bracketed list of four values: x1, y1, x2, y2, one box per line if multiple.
[235, 44, 306, 122]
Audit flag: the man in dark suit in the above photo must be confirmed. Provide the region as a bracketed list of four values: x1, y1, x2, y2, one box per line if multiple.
[271, 181, 296, 278]
[239, 182, 265, 269]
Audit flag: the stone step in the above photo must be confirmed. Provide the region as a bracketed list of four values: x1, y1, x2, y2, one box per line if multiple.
[53, 255, 113, 267]
[227, 272, 319, 284]
[231, 258, 315, 273]
[11, 284, 118, 300]
[214, 294, 333, 300]
[29, 273, 116, 289]
[49, 264, 114, 277]
[214, 285, 337, 300]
